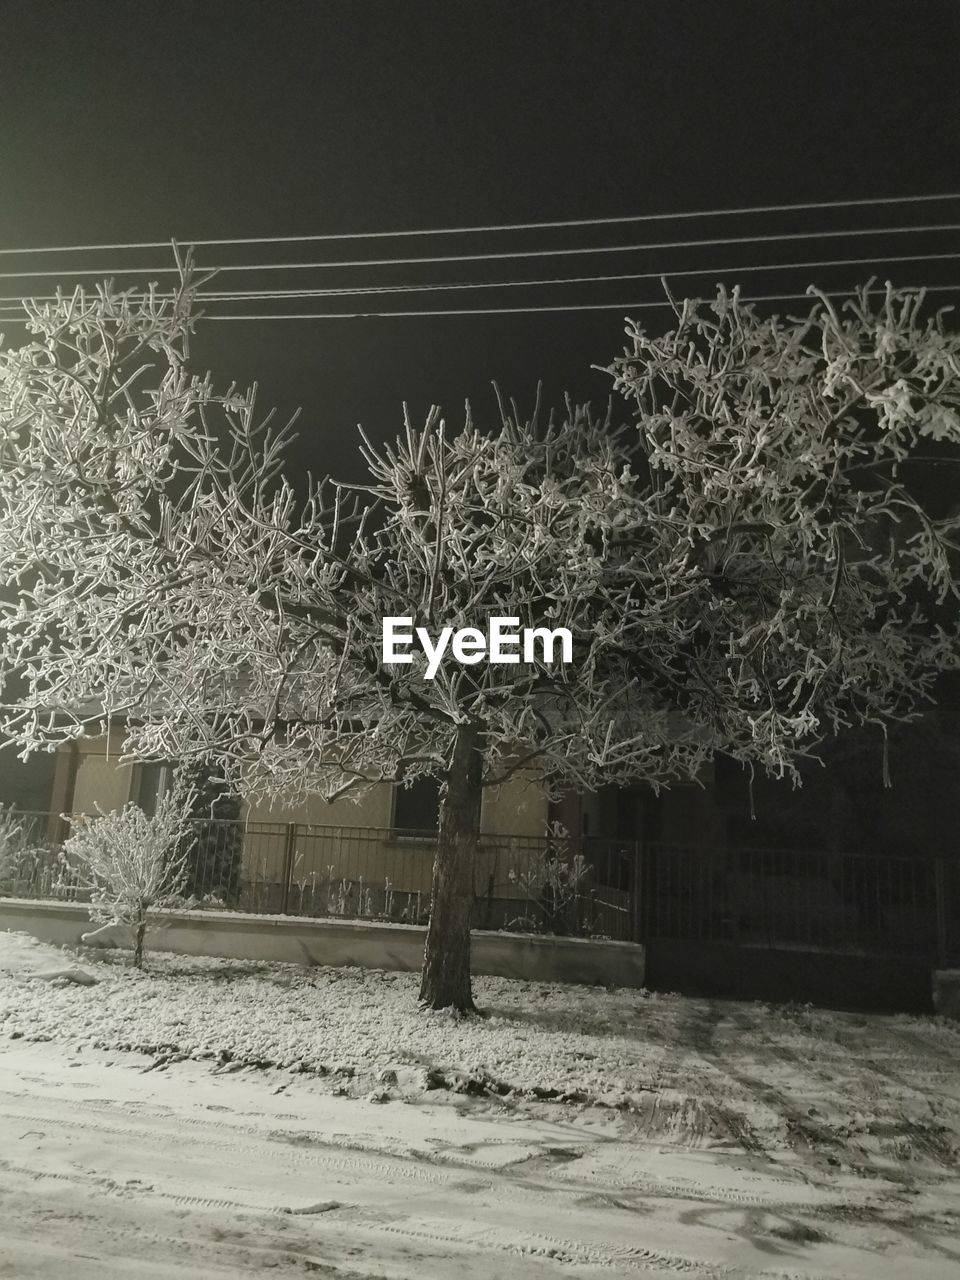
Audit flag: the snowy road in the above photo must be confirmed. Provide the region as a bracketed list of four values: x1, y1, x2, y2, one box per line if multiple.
[0, 1040, 957, 1280]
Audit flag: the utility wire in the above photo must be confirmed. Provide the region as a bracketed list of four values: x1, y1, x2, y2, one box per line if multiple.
[0, 192, 959, 255]
[4, 283, 960, 323]
[22, 284, 947, 321]
[2, 221, 960, 282]
[3, 249, 959, 308]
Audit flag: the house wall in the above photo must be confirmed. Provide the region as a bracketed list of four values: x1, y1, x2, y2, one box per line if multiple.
[71, 755, 134, 817]
[52, 732, 721, 845]
[63, 730, 134, 820]
[245, 771, 549, 836]
[572, 766, 726, 850]
[241, 772, 552, 904]
[41, 733, 553, 910]
[478, 774, 548, 837]
[44, 733, 725, 916]
[246, 784, 395, 830]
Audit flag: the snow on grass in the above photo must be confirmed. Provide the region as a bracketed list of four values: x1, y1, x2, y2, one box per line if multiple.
[2, 929, 960, 1173]
[0, 932, 679, 1105]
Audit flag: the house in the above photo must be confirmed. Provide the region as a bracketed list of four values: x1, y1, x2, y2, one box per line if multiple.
[1, 721, 954, 1010]
[1, 723, 721, 936]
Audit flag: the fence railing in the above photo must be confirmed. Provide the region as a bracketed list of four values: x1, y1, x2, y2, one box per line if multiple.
[1, 811, 955, 960]
[643, 841, 958, 964]
[0, 812, 636, 942]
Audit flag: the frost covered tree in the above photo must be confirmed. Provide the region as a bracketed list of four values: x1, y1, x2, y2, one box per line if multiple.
[601, 282, 960, 779]
[2, 277, 960, 1008]
[59, 783, 195, 968]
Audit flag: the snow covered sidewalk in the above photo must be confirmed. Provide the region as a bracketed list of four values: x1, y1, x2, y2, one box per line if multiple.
[0, 1035, 956, 1278]
[1, 930, 959, 1277]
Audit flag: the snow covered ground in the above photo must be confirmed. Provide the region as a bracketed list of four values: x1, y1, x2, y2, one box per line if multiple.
[1, 930, 959, 1278]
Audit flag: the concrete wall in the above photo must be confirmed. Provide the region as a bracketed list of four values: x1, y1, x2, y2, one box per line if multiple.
[0, 898, 646, 989]
[933, 969, 960, 1020]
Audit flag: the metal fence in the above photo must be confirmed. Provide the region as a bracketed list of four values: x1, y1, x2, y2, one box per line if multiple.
[642, 841, 959, 965]
[1, 811, 956, 960]
[0, 812, 636, 941]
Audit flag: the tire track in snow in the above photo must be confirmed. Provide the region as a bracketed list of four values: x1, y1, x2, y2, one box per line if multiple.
[0, 1097, 878, 1219]
[0, 1102, 452, 1186]
[364, 1216, 838, 1280]
[0, 1157, 799, 1280]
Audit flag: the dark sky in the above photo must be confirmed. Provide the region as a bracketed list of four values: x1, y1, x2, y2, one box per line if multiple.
[2, 0, 960, 482]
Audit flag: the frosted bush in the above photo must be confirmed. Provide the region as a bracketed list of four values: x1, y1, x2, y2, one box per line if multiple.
[59, 783, 196, 967]
[507, 824, 592, 935]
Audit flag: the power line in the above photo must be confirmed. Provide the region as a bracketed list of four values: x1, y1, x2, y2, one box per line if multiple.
[66, 284, 955, 321]
[1, 220, 960, 283]
[1, 192, 959, 256]
[4, 281, 960, 324]
[3, 248, 958, 307]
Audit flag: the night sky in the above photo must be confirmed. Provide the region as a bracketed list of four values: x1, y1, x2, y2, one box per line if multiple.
[3, 0, 960, 483]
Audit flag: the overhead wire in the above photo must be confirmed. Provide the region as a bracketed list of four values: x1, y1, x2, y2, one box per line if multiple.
[0, 191, 958, 255]
[176, 284, 960, 319]
[5, 284, 957, 323]
[2, 220, 960, 283]
[2, 248, 960, 309]
[0, 200, 957, 322]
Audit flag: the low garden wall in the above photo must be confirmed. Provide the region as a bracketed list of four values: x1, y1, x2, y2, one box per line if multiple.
[646, 938, 936, 1014]
[933, 969, 960, 1020]
[0, 898, 646, 989]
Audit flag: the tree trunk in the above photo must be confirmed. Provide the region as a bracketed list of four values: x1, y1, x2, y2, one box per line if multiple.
[133, 912, 147, 969]
[419, 722, 483, 1012]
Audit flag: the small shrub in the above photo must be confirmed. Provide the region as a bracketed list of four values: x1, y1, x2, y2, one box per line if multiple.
[59, 781, 196, 967]
[506, 823, 592, 935]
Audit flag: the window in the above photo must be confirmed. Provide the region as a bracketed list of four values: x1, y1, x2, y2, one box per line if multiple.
[132, 761, 174, 817]
[0, 748, 56, 812]
[392, 777, 440, 835]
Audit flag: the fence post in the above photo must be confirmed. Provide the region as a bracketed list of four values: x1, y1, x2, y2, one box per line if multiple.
[280, 823, 297, 915]
[934, 858, 949, 970]
[633, 839, 643, 943]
